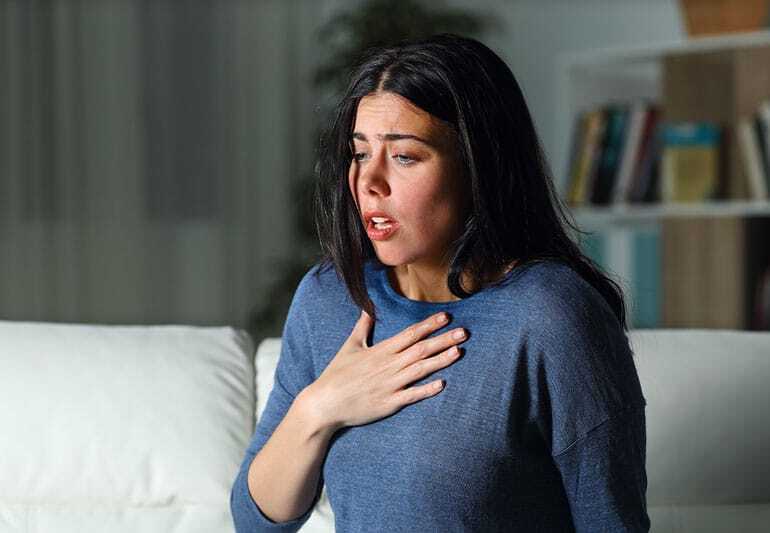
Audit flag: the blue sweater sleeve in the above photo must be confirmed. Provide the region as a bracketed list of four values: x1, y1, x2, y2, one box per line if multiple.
[526, 266, 650, 531]
[230, 269, 324, 533]
[553, 406, 651, 532]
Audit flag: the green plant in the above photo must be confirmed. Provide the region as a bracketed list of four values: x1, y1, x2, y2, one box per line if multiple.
[245, 0, 494, 344]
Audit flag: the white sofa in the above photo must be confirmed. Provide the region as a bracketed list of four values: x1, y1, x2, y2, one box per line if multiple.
[0, 321, 768, 533]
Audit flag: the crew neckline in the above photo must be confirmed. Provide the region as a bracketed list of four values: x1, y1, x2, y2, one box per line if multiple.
[369, 259, 523, 309]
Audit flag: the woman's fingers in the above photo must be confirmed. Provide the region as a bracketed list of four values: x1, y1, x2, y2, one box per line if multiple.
[391, 378, 446, 406]
[314, 309, 464, 430]
[395, 327, 466, 370]
[347, 309, 373, 349]
[348, 310, 448, 353]
[378, 311, 449, 354]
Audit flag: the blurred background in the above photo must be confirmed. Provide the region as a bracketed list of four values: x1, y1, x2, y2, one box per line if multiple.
[2, 0, 770, 345]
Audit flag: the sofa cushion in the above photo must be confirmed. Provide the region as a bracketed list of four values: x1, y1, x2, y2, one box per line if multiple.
[0, 320, 255, 533]
[630, 329, 770, 504]
[630, 329, 770, 532]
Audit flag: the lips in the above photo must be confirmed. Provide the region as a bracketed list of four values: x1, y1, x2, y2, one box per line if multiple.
[363, 210, 398, 227]
[363, 210, 399, 241]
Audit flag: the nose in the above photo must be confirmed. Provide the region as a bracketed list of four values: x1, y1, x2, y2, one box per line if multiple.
[357, 148, 390, 198]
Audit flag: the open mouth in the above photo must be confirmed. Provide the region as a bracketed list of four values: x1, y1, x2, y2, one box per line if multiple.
[370, 216, 394, 230]
[366, 217, 399, 240]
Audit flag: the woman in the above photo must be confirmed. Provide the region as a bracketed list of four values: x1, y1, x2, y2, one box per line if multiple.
[231, 33, 649, 532]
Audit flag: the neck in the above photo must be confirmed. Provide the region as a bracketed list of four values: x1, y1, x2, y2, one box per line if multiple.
[387, 261, 471, 303]
[386, 259, 519, 303]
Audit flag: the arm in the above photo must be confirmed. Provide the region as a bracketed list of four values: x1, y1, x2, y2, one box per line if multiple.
[230, 268, 331, 532]
[552, 405, 651, 532]
[248, 394, 335, 522]
[525, 265, 650, 531]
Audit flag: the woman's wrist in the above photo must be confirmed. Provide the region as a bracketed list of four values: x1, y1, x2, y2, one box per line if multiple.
[295, 384, 343, 438]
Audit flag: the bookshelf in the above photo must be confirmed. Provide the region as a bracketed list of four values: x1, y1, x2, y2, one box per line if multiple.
[554, 29, 770, 203]
[571, 199, 770, 231]
[555, 30, 770, 331]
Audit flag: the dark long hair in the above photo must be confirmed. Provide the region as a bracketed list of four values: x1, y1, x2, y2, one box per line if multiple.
[313, 33, 628, 331]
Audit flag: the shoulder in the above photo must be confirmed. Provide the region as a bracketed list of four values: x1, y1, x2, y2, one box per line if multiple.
[289, 261, 357, 322]
[513, 259, 608, 309]
[511, 259, 620, 342]
[513, 259, 645, 410]
[294, 261, 343, 301]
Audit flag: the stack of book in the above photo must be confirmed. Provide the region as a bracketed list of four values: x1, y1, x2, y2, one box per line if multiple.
[737, 100, 770, 200]
[566, 101, 662, 206]
[567, 99, 770, 207]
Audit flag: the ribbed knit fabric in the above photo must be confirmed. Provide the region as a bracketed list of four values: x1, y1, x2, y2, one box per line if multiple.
[231, 258, 650, 532]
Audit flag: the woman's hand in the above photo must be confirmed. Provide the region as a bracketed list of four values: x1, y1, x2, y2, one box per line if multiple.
[302, 310, 466, 432]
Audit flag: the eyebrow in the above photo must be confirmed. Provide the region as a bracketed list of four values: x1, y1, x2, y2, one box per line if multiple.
[351, 132, 433, 146]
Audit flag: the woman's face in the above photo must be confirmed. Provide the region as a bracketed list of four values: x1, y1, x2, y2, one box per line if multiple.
[348, 91, 468, 268]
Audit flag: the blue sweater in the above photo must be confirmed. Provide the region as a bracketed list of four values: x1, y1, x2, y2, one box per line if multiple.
[231, 258, 650, 532]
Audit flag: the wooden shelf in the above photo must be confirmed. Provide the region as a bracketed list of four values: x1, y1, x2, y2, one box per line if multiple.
[563, 29, 770, 68]
[569, 200, 770, 230]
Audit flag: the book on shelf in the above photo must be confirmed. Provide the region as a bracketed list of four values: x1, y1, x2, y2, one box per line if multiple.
[566, 109, 606, 206]
[612, 101, 652, 204]
[628, 117, 663, 205]
[739, 118, 769, 200]
[760, 100, 770, 166]
[564, 110, 586, 205]
[660, 121, 722, 202]
[565, 100, 663, 208]
[755, 104, 770, 187]
[564, 98, 770, 208]
[737, 99, 770, 200]
[590, 105, 629, 205]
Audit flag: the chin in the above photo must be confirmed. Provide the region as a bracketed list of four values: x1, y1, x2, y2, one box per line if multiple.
[372, 245, 429, 269]
[373, 252, 405, 267]
[370, 246, 406, 267]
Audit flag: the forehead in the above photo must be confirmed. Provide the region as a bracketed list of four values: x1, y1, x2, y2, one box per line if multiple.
[352, 92, 444, 140]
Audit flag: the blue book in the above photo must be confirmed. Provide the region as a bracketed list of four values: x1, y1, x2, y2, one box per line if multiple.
[576, 228, 660, 329]
[631, 228, 660, 328]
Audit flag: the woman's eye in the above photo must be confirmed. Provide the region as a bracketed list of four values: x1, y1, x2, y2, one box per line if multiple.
[351, 152, 415, 165]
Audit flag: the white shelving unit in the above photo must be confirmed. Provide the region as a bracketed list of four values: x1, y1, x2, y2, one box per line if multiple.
[554, 32, 770, 329]
[554, 29, 770, 232]
[570, 200, 770, 232]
